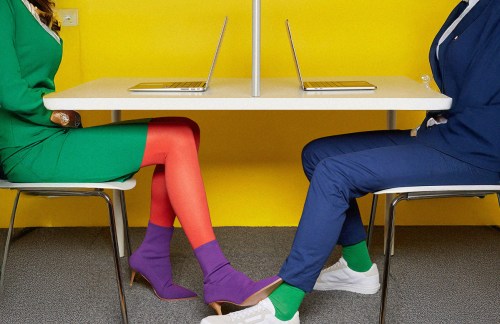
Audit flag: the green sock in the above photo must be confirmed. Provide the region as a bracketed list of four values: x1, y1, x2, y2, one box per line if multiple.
[268, 283, 305, 321]
[342, 240, 373, 272]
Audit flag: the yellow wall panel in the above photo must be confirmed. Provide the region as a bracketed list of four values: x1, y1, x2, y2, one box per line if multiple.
[1, 0, 498, 228]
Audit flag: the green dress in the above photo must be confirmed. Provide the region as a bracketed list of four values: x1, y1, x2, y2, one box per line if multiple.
[0, 0, 147, 182]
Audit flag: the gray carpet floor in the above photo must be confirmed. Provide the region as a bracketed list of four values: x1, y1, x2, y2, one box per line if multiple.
[0, 226, 499, 324]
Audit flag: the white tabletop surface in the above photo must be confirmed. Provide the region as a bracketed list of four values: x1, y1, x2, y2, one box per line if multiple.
[44, 77, 452, 111]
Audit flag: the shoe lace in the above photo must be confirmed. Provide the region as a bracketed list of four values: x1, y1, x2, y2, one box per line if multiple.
[230, 302, 268, 321]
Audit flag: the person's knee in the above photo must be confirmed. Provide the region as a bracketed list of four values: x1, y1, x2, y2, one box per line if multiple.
[180, 117, 200, 137]
[174, 118, 200, 149]
[302, 139, 326, 178]
[171, 124, 198, 150]
[313, 156, 378, 205]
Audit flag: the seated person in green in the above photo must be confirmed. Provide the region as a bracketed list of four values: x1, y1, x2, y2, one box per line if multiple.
[0, 0, 280, 314]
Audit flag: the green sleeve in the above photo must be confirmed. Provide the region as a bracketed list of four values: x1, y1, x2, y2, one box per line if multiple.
[0, 0, 54, 126]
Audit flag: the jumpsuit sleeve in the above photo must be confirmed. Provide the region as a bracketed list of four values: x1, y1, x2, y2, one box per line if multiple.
[456, 9, 500, 127]
[0, 0, 54, 126]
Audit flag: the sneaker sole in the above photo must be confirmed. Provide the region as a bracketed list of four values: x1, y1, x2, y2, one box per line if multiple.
[314, 282, 380, 294]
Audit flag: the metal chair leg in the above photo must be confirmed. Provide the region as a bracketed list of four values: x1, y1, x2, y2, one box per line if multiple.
[366, 194, 378, 251]
[0, 191, 21, 291]
[96, 191, 129, 324]
[379, 193, 407, 324]
[118, 191, 132, 258]
[118, 190, 133, 280]
[383, 194, 397, 256]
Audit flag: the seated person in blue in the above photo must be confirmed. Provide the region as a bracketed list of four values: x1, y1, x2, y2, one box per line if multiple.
[201, 0, 500, 323]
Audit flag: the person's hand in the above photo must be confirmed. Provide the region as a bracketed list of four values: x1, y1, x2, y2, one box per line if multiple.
[50, 110, 82, 128]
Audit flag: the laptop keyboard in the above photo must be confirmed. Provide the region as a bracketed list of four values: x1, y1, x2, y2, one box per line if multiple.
[166, 81, 205, 88]
[305, 81, 344, 88]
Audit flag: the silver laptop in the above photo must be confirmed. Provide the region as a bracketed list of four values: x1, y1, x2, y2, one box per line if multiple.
[285, 19, 376, 91]
[129, 17, 227, 92]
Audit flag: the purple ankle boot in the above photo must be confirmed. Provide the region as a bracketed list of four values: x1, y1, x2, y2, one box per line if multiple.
[194, 240, 282, 315]
[129, 222, 197, 300]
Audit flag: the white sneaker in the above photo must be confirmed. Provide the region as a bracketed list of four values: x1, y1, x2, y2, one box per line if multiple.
[200, 298, 300, 324]
[313, 257, 380, 294]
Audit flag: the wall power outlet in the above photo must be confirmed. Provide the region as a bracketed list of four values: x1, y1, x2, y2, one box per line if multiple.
[57, 9, 79, 27]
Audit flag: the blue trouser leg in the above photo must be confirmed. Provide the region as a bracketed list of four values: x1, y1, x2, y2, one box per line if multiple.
[279, 130, 499, 292]
[301, 130, 415, 247]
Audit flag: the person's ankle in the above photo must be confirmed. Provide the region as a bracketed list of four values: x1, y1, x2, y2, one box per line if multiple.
[342, 240, 372, 272]
[269, 283, 305, 321]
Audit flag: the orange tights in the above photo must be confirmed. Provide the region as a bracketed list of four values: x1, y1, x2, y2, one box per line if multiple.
[140, 117, 215, 249]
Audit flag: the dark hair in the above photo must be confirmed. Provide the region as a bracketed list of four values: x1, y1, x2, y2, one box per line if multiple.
[28, 0, 61, 34]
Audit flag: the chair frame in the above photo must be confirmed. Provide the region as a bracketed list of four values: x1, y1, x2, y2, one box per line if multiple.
[0, 181, 134, 324]
[366, 186, 500, 324]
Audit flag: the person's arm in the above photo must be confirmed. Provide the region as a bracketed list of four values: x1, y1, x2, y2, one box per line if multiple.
[460, 6, 500, 113]
[0, 0, 80, 128]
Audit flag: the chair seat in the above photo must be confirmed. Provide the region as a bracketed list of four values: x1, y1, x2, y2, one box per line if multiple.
[0, 178, 136, 191]
[374, 184, 500, 195]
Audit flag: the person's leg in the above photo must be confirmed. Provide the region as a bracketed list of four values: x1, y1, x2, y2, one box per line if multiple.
[202, 142, 499, 323]
[148, 165, 176, 227]
[129, 118, 202, 299]
[269, 143, 499, 321]
[140, 117, 215, 248]
[301, 130, 415, 273]
[280, 142, 499, 321]
[137, 117, 281, 309]
[282, 142, 500, 291]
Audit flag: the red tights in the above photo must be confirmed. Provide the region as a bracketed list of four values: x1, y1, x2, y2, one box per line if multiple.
[140, 117, 215, 249]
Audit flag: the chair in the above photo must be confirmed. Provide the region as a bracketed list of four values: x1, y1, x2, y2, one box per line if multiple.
[366, 185, 500, 324]
[0, 167, 135, 324]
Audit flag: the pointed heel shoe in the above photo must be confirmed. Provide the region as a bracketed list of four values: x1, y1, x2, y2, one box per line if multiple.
[128, 266, 197, 300]
[207, 275, 283, 315]
[194, 240, 282, 315]
[128, 223, 197, 300]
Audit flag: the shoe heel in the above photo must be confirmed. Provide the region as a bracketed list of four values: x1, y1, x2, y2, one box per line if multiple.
[209, 302, 222, 315]
[129, 270, 137, 287]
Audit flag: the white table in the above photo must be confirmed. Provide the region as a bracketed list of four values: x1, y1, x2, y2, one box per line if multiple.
[45, 77, 451, 111]
[44, 76, 452, 256]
